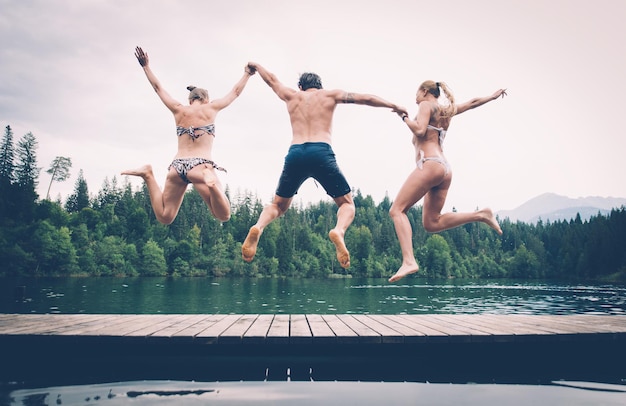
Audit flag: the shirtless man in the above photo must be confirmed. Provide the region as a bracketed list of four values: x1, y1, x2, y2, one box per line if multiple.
[242, 63, 406, 268]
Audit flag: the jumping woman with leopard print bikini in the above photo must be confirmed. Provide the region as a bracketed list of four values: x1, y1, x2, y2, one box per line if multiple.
[122, 46, 255, 224]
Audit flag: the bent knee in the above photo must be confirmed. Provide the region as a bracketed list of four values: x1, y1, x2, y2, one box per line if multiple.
[422, 218, 441, 233]
[389, 205, 407, 219]
[157, 215, 176, 225]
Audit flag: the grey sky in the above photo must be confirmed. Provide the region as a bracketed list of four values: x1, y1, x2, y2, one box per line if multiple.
[1, 0, 624, 213]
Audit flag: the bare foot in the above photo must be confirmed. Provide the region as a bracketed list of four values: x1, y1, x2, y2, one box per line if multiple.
[480, 208, 502, 235]
[388, 263, 419, 283]
[201, 166, 218, 188]
[328, 229, 350, 268]
[121, 164, 153, 179]
[242, 226, 261, 262]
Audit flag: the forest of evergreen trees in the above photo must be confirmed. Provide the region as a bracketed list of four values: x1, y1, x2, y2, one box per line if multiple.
[1, 125, 626, 281]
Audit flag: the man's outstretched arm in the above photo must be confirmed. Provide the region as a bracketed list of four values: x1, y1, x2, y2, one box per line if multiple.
[247, 62, 296, 101]
[336, 90, 406, 115]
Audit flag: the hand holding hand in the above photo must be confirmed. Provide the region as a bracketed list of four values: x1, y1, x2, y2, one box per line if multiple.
[393, 107, 409, 121]
[245, 64, 256, 75]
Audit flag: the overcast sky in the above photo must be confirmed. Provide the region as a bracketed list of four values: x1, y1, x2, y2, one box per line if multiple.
[1, 0, 624, 214]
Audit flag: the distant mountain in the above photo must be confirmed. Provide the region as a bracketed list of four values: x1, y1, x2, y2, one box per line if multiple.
[496, 193, 626, 223]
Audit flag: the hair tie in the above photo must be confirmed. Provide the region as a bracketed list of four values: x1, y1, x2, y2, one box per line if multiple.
[435, 82, 440, 88]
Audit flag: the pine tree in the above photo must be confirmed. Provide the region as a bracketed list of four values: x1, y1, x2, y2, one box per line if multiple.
[65, 169, 90, 213]
[0, 125, 15, 184]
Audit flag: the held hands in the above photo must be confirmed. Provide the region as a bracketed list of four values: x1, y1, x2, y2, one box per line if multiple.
[135, 46, 149, 67]
[393, 107, 409, 121]
[245, 63, 256, 76]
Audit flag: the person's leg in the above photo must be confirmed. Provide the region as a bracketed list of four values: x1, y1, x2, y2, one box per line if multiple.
[121, 165, 187, 224]
[187, 164, 231, 222]
[242, 195, 293, 262]
[421, 175, 502, 234]
[329, 193, 355, 269]
[388, 165, 442, 282]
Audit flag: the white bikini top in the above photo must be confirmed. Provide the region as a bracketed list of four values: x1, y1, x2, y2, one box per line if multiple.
[427, 124, 447, 147]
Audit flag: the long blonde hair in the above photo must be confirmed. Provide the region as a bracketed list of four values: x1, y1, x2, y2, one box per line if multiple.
[419, 80, 457, 118]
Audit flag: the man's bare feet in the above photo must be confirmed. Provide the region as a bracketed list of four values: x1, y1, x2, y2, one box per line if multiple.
[328, 229, 350, 268]
[121, 164, 153, 179]
[480, 208, 502, 235]
[388, 263, 419, 283]
[242, 226, 261, 262]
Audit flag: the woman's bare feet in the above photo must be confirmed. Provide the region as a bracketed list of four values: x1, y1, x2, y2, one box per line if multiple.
[121, 164, 153, 179]
[328, 229, 350, 268]
[242, 226, 261, 262]
[479, 208, 502, 235]
[388, 263, 419, 283]
[202, 166, 218, 188]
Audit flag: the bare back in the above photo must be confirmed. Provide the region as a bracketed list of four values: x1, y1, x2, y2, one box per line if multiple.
[284, 89, 342, 145]
[171, 103, 219, 160]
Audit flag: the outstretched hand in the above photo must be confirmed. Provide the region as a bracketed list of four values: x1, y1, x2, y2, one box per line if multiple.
[493, 89, 507, 99]
[135, 46, 149, 67]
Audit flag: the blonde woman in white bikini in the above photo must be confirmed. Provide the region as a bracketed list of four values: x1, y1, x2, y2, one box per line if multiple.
[122, 46, 255, 224]
[388, 81, 507, 283]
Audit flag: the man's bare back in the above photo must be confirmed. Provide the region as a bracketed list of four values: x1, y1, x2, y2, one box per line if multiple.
[286, 89, 342, 144]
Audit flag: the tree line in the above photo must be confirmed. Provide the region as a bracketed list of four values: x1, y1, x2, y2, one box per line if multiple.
[1, 125, 625, 281]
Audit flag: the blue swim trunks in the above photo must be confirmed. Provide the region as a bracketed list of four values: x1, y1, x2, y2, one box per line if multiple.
[275, 142, 351, 198]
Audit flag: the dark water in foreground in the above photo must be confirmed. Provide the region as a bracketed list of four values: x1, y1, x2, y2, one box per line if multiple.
[4, 380, 626, 406]
[2, 277, 626, 315]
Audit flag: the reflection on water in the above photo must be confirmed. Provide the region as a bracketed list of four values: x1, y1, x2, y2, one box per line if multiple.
[2, 277, 625, 315]
[4, 380, 626, 406]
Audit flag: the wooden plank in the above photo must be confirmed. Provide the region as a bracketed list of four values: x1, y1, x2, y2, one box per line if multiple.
[218, 314, 259, 344]
[290, 314, 312, 344]
[539, 315, 626, 334]
[321, 315, 359, 344]
[428, 315, 512, 341]
[355, 315, 403, 344]
[336, 315, 381, 343]
[53, 315, 140, 336]
[172, 315, 230, 341]
[1, 314, 107, 335]
[473, 315, 563, 337]
[425, 315, 493, 338]
[267, 314, 290, 344]
[410, 314, 491, 341]
[396, 315, 472, 340]
[443, 315, 533, 342]
[386, 315, 449, 339]
[242, 314, 274, 344]
[365, 315, 428, 343]
[306, 314, 336, 343]
[148, 315, 208, 338]
[195, 315, 243, 343]
[83, 314, 164, 337]
[0, 314, 66, 334]
[493, 315, 583, 335]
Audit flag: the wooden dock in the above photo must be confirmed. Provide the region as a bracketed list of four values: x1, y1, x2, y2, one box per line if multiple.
[2, 314, 626, 385]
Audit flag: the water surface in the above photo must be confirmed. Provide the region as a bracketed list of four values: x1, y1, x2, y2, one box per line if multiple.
[3, 277, 625, 315]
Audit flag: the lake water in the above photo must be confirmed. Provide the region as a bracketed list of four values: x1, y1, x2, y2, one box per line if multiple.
[4, 380, 626, 406]
[2, 277, 626, 315]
